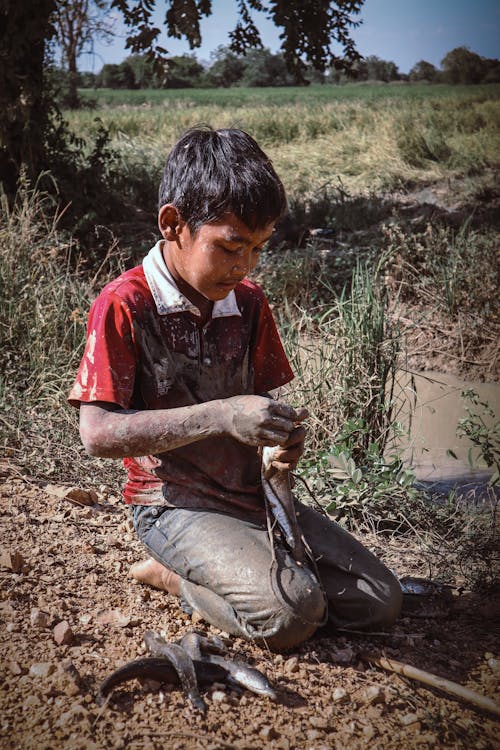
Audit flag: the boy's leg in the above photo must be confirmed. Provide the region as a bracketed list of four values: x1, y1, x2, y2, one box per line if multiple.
[296, 502, 402, 630]
[131, 505, 326, 650]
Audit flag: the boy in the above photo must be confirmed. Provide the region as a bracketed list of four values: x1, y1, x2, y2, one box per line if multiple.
[69, 127, 401, 650]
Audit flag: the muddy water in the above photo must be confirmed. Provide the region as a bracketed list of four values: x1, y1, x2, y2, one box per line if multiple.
[393, 371, 499, 482]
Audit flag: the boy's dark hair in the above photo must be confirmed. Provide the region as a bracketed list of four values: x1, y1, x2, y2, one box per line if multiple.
[158, 126, 287, 233]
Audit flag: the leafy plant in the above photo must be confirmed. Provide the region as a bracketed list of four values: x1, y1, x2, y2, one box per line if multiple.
[457, 389, 500, 484]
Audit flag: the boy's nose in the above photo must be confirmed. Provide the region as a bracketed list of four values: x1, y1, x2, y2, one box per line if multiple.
[232, 249, 255, 275]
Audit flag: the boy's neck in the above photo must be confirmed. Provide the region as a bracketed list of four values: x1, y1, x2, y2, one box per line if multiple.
[161, 242, 214, 324]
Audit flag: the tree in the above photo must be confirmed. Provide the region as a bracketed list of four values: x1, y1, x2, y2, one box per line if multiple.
[364, 55, 399, 82]
[409, 60, 438, 82]
[441, 47, 485, 84]
[205, 46, 246, 88]
[0, 0, 365, 197]
[164, 54, 204, 87]
[113, 0, 364, 84]
[52, 0, 114, 107]
[239, 48, 294, 87]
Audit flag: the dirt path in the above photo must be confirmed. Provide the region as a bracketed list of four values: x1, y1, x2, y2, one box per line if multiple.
[1, 469, 498, 750]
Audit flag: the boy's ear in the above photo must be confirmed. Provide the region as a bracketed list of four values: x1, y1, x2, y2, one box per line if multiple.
[158, 204, 184, 240]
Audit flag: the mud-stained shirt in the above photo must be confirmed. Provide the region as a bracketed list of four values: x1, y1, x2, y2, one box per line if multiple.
[68, 241, 294, 512]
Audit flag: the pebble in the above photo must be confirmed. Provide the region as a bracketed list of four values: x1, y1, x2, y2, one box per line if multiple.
[30, 608, 51, 629]
[332, 647, 354, 665]
[284, 656, 299, 674]
[362, 724, 376, 740]
[29, 662, 55, 678]
[55, 703, 89, 728]
[260, 726, 279, 741]
[332, 687, 348, 703]
[211, 690, 227, 703]
[53, 620, 73, 645]
[8, 661, 23, 676]
[306, 729, 322, 741]
[309, 717, 329, 729]
[400, 712, 419, 726]
[362, 685, 384, 705]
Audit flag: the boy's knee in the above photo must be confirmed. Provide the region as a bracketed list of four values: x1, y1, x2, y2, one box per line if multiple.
[366, 569, 403, 629]
[254, 566, 327, 650]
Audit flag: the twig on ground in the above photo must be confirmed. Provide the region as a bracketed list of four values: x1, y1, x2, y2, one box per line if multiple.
[360, 652, 500, 719]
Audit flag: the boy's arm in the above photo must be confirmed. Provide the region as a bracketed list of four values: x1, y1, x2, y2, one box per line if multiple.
[79, 395, 305, 459]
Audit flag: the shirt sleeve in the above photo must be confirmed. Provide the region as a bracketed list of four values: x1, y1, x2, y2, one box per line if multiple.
[252, 295, 294, 394]
[68, 290, 137, 409]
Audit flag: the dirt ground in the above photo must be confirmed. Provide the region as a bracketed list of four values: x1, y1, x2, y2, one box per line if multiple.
[1, 463, 498, 750]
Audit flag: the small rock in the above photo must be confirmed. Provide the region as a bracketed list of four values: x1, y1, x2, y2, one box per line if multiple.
[332, 647, 354, 665]
[79, 613, 92, 626]
[284, 656, 299, 674]
[332, 687, 348, 703]
[23, 695, 40, 711]
[0, 549, 27, 573]
[56, 703, 89, 728]
[95, 608, 130, 627]
[362, 685, 384, 705]
[309, 716, 329, 729]
[53, 620, 73, 645]
[260, 726, 279, 741]
[400, 712, 419, 726]
[362, 724, 376, 740]
[211, 690, 227, 703]
[30, 608, 51, 629]
[306, 729, 322, 741]
[9, 661, 23, 675]
[30, 662, 55, 679]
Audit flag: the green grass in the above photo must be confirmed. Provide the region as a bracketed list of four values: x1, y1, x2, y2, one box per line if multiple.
[79, 82, 500, 108]
[68, 83, 500, 206]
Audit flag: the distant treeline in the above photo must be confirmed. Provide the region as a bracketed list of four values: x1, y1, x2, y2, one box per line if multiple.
[57, 45, 500, 91]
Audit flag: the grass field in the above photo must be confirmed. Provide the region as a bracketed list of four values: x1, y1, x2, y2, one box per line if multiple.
[70, 83, 500, 209]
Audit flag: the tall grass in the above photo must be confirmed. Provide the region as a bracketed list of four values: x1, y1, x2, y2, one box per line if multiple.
[273, 261, 402, 463]
[66, 84, 500, 203]
[0, 179, 126, 487]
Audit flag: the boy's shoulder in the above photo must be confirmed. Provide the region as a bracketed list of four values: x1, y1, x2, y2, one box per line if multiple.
[96, 264, 151, 308]
[235, 277, 266, 305]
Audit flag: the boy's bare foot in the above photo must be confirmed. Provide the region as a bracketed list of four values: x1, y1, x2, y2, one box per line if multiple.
[129, 558, 181, 596]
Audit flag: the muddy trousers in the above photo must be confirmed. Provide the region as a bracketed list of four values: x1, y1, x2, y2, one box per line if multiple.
[131, 503, 402, 650]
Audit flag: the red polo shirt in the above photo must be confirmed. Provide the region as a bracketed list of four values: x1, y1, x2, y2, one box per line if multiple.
[69, 242, 294, 513]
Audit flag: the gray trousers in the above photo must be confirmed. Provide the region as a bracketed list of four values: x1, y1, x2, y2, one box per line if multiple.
[132, 502, 402, 650]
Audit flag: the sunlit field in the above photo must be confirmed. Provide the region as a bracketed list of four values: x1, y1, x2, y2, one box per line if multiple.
[72, 83, 500, 202]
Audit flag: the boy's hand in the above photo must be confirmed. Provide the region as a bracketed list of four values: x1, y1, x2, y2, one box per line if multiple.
[223, 395, 308, 449]
[268, 424, 307, 472]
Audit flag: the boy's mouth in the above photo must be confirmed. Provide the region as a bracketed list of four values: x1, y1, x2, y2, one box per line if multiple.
[218, 278, 243, 288]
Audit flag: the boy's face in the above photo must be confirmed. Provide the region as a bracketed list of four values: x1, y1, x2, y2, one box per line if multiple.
[159, 207, 275, 303]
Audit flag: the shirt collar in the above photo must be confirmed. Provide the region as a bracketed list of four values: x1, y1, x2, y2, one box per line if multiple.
[142, 241, 241, 319]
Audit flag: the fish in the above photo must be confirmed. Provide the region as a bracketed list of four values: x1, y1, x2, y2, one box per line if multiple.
[261, 445, 310, 564]
[96, 656, 227, 708]
[179, 631, 276, 700]
[202, 653, 277, 700]
[143, 630, 206, 711]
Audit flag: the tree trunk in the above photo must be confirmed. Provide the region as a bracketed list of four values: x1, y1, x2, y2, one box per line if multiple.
[0, 0, 57, 197]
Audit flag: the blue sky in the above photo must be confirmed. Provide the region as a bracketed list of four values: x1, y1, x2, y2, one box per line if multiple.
[79, 0, 500, 75]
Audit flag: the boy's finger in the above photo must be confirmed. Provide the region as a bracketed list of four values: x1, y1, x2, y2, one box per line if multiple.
[293, 407, 309, 422]
[281, 424, 306, 448]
